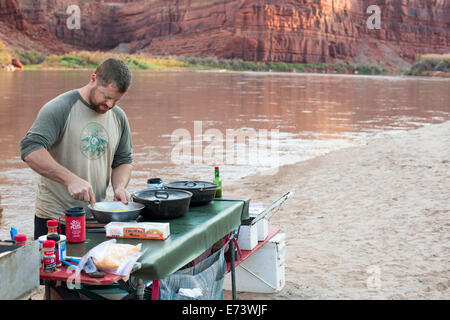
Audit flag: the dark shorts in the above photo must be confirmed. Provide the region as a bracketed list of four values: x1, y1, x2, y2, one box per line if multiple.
[34, 216, 66, 239]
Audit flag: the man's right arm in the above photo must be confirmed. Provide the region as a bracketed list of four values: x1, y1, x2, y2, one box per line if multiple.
[23, 148, 96, 205]
[20, 93, 96, 205]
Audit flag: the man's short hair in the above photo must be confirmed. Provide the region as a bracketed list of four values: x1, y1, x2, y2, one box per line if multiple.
[95, 58, 131, 93]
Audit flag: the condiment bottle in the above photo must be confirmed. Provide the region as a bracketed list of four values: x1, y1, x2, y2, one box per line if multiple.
[42, 240, 56, 273]
[14, 234, 27, 247]
[47, 233, 61, 268]
[213, 166, 222, 198]
[46, 219, 59, 236]
[147, 178, 163, 190]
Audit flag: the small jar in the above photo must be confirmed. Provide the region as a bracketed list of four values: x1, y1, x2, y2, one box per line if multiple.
[147, 178, 163, 190]
[47, 219, 59, 235]
[42, 240, 57, 273]
[47, 233, 62, 267]
[14, 234, 27, 247]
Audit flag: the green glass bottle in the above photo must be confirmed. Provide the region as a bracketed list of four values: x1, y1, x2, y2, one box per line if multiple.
[213, 166, 222, 198]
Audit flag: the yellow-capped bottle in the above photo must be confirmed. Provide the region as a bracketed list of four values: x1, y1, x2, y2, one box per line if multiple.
[213, 166, 222, 198]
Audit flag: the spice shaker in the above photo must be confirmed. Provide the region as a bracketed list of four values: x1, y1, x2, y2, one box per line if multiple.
[14, 234, 27, 247]
[47, 233, 62, 268]
[147, 178, 163, 190]
[42, 240, 57, 273]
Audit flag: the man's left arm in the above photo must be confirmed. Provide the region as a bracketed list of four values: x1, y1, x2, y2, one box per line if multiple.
[111, 163, 132, 203]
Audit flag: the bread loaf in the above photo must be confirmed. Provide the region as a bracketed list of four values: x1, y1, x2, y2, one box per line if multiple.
[93, 243, 140, 270]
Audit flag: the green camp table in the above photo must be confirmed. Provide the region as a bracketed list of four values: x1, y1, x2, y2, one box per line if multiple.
[66, 198, 249, 299]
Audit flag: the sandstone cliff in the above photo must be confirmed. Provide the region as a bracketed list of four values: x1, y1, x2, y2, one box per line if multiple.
[0, 0, 24, 29]
[0, 0, 73, 53]
[1, 0, 449, 69]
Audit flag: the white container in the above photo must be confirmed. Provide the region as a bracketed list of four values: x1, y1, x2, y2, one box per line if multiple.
[237, 224, 258, 251]
[38, 235, 66, 263]
[249, 215, 269, 242]
[249, 202, 269, 241]
[257, 219, 269, 241]
[224, 232, 286, 293]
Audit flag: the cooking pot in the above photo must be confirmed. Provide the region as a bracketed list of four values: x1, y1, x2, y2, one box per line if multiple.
[164, 181, 217, 206]
[132, 189, 193, 220]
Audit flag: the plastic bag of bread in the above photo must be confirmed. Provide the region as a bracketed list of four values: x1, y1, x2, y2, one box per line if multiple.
[76, 239, 145, 276]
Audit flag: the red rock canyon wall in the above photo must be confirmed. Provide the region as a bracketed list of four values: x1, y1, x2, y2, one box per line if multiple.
[1, 0, 449, 64]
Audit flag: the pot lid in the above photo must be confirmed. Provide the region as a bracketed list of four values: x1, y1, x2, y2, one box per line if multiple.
[133, 189, 193, 201]
[165, 181, 217, 191]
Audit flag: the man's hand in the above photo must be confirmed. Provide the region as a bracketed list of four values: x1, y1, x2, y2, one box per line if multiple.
[113, 186, 131, 204]
[111, 163, 132, 204]
[23, 148, 96, 205]
[67, 176, 96, 206]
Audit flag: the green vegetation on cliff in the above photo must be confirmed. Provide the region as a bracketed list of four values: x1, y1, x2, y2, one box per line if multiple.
[406, 54, 450, 76]
[178, 56, 385, 75]
[2, 48, 420, 77]
[0, 42, 12, 67]
[16, 50, 186, 70]
[16, 49, 386, 75]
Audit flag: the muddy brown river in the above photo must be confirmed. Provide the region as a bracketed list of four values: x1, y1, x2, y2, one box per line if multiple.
[0, 70, 449, 239]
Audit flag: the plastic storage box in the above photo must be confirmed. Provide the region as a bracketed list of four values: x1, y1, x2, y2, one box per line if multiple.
[224, 232, 286, 293]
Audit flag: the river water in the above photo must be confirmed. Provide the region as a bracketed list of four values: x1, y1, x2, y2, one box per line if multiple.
[0, 70, 449, 239]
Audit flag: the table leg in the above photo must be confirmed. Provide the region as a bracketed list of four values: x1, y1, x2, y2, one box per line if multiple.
[136, 278, 145, 300]
[44, 280, 51, 300]
[152, 280, 159, 300]
[229, 239, 237, 300]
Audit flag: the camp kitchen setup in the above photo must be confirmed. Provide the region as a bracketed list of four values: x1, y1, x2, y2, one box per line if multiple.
[0, 174, 291, 300]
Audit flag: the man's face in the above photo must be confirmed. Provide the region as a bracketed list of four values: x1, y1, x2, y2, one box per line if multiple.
[88, 82, 125, 114]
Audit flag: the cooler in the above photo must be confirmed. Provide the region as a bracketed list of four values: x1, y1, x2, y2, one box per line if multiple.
[224, 232, 286, 293]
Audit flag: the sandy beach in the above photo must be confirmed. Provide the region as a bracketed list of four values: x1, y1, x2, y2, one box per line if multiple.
[224, 121, 450, 300]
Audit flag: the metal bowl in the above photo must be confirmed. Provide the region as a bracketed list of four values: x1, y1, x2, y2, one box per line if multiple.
[88, 201, 145, 224]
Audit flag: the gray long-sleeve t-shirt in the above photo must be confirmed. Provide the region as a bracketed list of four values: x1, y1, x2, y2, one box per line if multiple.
[20, 89, 133, 220]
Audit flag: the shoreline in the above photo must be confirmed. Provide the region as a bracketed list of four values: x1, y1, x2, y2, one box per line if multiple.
[2, 67, 449, 79]
[224, 121, 450, 299]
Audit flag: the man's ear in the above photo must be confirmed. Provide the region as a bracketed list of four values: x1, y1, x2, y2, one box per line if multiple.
[90, 73, 97, 84]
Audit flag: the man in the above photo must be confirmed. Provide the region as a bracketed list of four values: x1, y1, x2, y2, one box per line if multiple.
[20, 58, 133, 240]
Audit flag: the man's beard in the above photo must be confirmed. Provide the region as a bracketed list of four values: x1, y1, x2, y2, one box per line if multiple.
[88, 86, 109, 114]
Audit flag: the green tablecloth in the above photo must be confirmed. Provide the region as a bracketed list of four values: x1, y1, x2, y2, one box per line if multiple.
[67, 198, 249, 280]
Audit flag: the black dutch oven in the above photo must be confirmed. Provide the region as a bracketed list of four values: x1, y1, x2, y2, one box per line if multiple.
[164, 181, 217, 206]
[132, 189, 193, 220]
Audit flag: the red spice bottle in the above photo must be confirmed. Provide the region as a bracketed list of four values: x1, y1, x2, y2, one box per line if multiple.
[14, 234, 27, 247]
[47, 233, 61, 267]
[42, 240, 57, 273]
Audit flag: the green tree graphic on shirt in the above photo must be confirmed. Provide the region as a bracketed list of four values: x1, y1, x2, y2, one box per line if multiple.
[80, 123, 109, 160]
